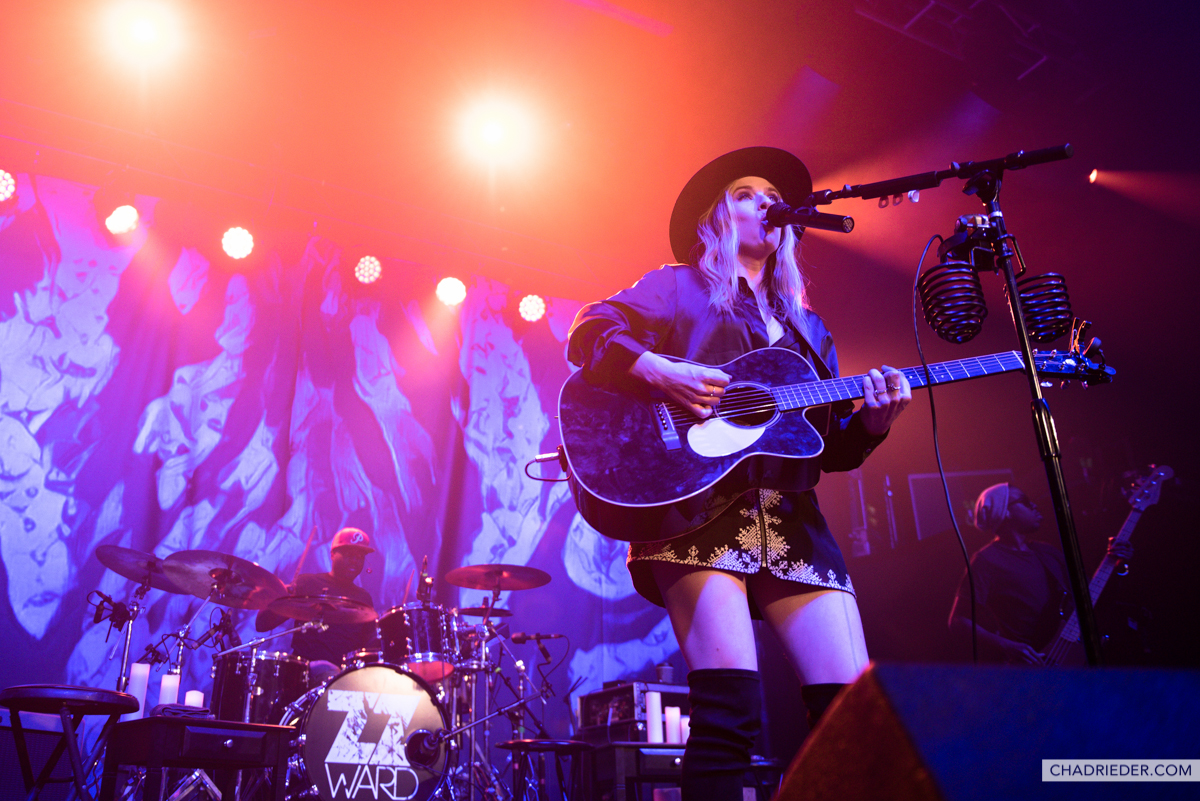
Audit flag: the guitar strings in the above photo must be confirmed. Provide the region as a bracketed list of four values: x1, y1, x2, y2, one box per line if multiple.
[660, 353, 1026, 423]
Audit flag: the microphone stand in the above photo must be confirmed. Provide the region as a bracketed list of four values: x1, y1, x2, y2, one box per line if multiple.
[808, 145, 1103, 665]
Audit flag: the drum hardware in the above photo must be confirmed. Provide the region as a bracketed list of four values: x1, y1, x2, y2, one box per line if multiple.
[458, 605, 512, 618]
[265, 593, 378, 624]
[163, 549, 288, 610]
[406, 688, 551, 769]
[444, 564, 551, 592]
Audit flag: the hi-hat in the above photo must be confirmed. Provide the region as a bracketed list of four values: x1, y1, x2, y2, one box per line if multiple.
[163, 550, 286, 610]
[96, 545, 188, 594]
[266, 594, 378, 624]
[458, 606, 513, 618]
[444, 564, 550, 591]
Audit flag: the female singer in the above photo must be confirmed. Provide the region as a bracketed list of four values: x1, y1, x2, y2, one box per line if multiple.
[567, 147, 911, 799]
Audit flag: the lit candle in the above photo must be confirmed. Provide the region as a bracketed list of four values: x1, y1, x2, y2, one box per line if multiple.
[645, 691, 663, 743]
[184, 690, 205, 708]
[665, 706, 681, 744]
[158, 672, 180, 707]
[123, 663, 151, 722]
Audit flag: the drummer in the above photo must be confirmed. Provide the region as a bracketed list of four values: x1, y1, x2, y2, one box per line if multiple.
[257, 527, 379, 682]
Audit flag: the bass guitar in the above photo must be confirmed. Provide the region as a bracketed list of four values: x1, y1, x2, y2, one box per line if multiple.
[559, 347, 1114, 542]
[1042, 465, 1172, 666]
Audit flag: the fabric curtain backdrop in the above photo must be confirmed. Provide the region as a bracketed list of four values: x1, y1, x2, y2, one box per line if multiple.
[0, 173, 679, 736]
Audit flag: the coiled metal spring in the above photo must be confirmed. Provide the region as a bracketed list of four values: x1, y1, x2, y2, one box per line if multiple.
[1016, 272, 1072, 342]
[918, 259, 989, 344]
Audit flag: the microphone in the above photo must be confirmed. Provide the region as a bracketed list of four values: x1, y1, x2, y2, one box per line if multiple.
[510, 632, 564, 644]
[416, 555, 432, 602]
[765, 203, 855, 234]
[405, 729, 445, 768]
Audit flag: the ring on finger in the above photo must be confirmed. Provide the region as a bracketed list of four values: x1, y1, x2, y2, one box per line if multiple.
[886, 383, 899, 392]
[874, 389, 887, 398]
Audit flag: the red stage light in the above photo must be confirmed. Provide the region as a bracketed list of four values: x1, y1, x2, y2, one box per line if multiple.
[105, 204, 139, 234]
[518, 294, 545, 322]
[355, 256, 382, 284]
[436, 277, 467, 306]
[1089, 169, 1098, 184]
[222, 227, 254, 259]
[105, 1, 183, 66]
[0, 170, 15, 203]
[460, 99, 536, 167]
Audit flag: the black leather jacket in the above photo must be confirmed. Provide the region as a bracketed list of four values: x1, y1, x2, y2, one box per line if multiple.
[566, 263, 885, 472]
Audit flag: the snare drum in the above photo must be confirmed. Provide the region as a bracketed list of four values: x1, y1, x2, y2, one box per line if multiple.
[280, 664, 447, 801]
[378, 602, 455, 682]
[210, 650, 309, 724]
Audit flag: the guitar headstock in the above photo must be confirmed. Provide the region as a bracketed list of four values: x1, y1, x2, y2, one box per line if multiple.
[1032, 346, 1116, 386]
[1123, 465, 1174, 511]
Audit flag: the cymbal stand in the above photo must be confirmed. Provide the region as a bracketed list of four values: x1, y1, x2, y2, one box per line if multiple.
[115, 577, 152, 693]
[213, 619, 327, 660]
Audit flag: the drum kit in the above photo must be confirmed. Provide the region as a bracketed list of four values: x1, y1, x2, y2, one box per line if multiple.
[95, 544, 560, 801]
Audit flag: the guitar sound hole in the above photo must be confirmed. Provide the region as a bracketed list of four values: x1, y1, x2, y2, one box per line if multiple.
[718, 385, 777, 427]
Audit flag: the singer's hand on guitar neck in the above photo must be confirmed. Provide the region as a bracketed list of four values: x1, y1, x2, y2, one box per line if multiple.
[630, 351, 730, 418]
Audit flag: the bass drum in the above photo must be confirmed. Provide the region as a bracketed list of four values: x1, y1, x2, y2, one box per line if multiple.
[281, 664, 447, 801]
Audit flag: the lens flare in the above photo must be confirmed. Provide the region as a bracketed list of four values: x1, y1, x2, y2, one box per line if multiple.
[105, 204, 139, 234]
[518, 294, 545, 322]
[436, 277, 467, 306]
[355, 256, 382, 284]
[222, 227, 254, 259]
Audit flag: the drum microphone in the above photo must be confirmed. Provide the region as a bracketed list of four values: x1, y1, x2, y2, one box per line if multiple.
[405, 728, 446, 768]
[764, 202, 855, 234]
[509, 632, 564, 644]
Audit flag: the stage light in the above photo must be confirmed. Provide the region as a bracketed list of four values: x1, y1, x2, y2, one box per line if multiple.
[518, 294, 545, 322]
[355, 256, 382, 284]
[105, 204, 139, 234]
[222, 227, 254, 259]
[0, 170, 15, 203]
[105, 1, 183, 66]
[436, 277, 467, 307]
[460, 99, 536, 166]
[1089, 169, 1098, 184]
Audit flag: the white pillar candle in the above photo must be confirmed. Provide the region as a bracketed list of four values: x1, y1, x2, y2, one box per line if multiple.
[122, 663, 151, 722]
[184, 690, 205, 708]
[664, 706, 682, 744]
[645, 691, 664, 743]
[158, 672, 180, 707]
[680, 714, 691, 743]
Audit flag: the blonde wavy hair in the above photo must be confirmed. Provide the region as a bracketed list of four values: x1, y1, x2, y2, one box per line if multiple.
[693, 181, 808, 328]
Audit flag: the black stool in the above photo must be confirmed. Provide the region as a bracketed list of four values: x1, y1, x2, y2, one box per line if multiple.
[0, 685, 138, 801]
[497, 739, 593, 801]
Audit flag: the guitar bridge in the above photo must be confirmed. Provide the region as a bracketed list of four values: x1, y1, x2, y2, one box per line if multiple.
[653, 402, 681, 450]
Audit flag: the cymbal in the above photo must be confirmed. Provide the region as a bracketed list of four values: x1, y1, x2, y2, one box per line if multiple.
[444, 564, 551, 591]
[458, 606, 513, 618]
[96, 545, 187, 594]
[163, 550, 287, 610]
[266, 594, 378, 624]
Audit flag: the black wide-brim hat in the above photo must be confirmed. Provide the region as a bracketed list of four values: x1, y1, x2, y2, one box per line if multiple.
[668, 146, 813, 264]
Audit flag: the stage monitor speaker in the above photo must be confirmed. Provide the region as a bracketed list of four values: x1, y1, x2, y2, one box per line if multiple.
[777, 662, 1200, 801]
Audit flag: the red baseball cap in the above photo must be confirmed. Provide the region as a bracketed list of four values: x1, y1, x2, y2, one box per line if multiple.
[330, 527, 375, 554]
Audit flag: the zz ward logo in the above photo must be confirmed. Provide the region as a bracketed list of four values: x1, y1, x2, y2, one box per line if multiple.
[322, 690, 422, 800]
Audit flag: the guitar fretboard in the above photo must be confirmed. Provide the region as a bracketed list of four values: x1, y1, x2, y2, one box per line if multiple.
[771, 352, 1026, 412]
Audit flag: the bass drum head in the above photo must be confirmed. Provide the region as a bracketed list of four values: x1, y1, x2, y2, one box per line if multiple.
[293, 665, 447, 801]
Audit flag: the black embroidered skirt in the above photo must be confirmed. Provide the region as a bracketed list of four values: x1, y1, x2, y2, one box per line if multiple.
[627, 488, 854, 619]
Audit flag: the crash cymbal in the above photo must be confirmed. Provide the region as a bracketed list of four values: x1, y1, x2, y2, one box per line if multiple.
[458, 606, 513, 618]
[96, 545, 189, 594]
[444, 564, 551, 591]
[163, 550, 287, 610]
[266, 594, 378, 624]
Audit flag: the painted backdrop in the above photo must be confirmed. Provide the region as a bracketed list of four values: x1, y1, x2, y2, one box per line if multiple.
[0, 173, 680, 737]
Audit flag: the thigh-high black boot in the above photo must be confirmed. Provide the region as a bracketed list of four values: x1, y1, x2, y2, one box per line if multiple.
[800, 682, 846, 730]
[680, 668, 761, 801]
